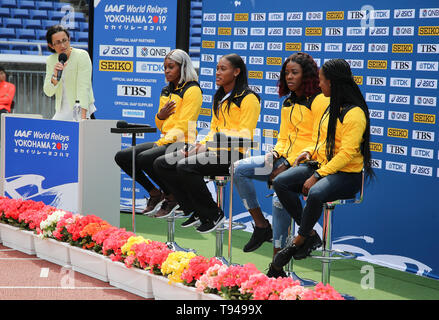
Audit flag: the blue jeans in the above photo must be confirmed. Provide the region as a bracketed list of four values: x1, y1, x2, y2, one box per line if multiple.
[234, 155, 291, 248]
[273, 164, 362, 237]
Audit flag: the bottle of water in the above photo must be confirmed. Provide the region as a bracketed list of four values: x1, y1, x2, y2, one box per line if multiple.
[73, 100, 81, 121]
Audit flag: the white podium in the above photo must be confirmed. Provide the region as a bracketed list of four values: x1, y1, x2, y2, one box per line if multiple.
[0, 114, 121, 227]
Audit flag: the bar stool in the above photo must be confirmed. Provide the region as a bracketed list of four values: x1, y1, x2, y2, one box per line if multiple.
[310, 171, 364, 299]
[165, 207, 196, 253]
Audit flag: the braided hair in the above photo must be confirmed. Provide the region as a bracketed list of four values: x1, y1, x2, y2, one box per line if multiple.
[321, 59, 374, 180]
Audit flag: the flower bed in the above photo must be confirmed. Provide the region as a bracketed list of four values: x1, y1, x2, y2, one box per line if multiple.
[0, 196, 344, 300]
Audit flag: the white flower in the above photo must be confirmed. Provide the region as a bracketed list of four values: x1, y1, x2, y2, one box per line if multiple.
[39, 210, 68, 238]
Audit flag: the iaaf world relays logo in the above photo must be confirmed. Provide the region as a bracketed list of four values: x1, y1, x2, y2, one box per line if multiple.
[13, 129, 70, 158]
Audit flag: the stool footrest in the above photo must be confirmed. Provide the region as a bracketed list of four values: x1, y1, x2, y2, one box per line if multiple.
[310, 249, 356, 261]
[216, 222, 246, 232]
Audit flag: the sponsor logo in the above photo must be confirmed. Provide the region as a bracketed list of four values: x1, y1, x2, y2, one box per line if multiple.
[393, 26, 415, 36]
[367, 60, 387, 69]
[233, 41, 247, 50]
[417, 44, 438, 53]
[414, 95, 437, 107]
[234, 13, 249, 21]
[305, 43, 322, 51]
[370, 142, 383, 152]
[217, 41, 231, 49]
[371, 159, 382, 169]
[326, 11, 344, 20]
[265, 86, 278, 95]
[419, 26, 439, 35]
[346, 43, 365, 52]
[391, 60, 412, 70]
[99, 45, 133, 57]
[287, 12, 303, 21]
[266, 71, 280, 80]
[286, 28, 302, 36]
[386, 161, 407, 173]
[263, 129, 279, 138]
[200, 67, 214, 76]
[99, 60, 133, 72]
[366, 76, 386, 86]
[412, 130, 435, 142]
[250, 27, 265, 36]
[249, 85, 262, 94]
[387, 128, 408, 138]
[200, 108, 211, 116]
[251, 13, 266, 21]
[416, 61, 439, 71]
[413, 113, 436, 124]
[386, 144, 408, 156]
[410, 164, 433, 176]
[325, 43, 343, 52]
[370, 125, 384, 136]
[411, 147, 434, 159]
[218, 27, 232, 36]
[326, 27, 343, 36]
[250, 42, 264, 50]
[372, 10, 390, 19]
[136, 46, 170, 59]
[199, 81, 213, 90]
[117, 85, 151, 98]
[218, 13, 232, 21]
[203, 27, 216, 35]
[202, 95, 212, 103]
[263, 114, 279, 124]
[388, 111, 410, 122]
[369, 27, 389, 36]
[305, 27, 322, 36]
[248, 71, 263, 79]
[353, 76, 363, 85]
[122, 109, 145, 118]
[203, 13, 216, 21]
[286, 43, 302, 51]
[249, 56, 264, 65]
[415, 78, 438, 89]
[136, 61, 164, 74]
[202, 41, 215, 49]
[264, 100, 280, 109]
[389, 94, 410, 105]
[392, 44, 414, 53]
[306, 11, 323, 20]
[347, 27, 366, 36]
[347, 10, 366, 20]
[201, 54, 214, 63]
[268, 12, 284, 21]
[197, 120, 210, 129]
[368, 43, 388, 53]
[390, 78, 412, 88]
[268, 27, 284, 36]
[420, 8, 439, 18]
[366, 93, 386, 103]
[234, 27, 248, 36]
[394, 9, 415, 19]
[266, 57, 282, 65]
[346, 59, 364, 69]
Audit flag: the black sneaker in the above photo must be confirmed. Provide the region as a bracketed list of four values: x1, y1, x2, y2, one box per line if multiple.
[266, 263, 287, 278]
[243, 221, 273, 252]
[293, 232, 322, 260]
[196, 210, 225, 234]
[180, 214, 200, 228]
[272, 243, 298, 269]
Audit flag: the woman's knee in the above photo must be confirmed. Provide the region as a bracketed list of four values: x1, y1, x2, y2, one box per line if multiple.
[114, 149, 129, 166]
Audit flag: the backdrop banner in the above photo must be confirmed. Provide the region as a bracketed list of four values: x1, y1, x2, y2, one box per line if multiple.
[199, 0, 439, 279]
[92, 0, 178, 211]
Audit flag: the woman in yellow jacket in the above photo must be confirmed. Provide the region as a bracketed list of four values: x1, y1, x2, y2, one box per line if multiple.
[154, 53, 261, 233]
[272, 59, 374, 268]
[232, 53, 328, 258]
[115, 49, 202, 216]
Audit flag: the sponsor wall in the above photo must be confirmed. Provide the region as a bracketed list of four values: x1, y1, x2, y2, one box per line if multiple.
[199, 0, 439, 279]
[92, 0, 177, 211]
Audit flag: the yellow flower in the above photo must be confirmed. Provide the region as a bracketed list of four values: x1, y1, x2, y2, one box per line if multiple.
[121, 236, 150, 256]
[161, 251, 196, 283]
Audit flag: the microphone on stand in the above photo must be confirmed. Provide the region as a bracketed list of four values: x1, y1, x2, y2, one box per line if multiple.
[57, 53, 68, 81]
[116, 120, 151, 128]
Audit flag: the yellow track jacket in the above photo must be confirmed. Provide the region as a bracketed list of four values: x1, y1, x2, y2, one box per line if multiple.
[154, 81, 202, 146]
[273, 93, 329, 166]
[304, 105, 367, 177]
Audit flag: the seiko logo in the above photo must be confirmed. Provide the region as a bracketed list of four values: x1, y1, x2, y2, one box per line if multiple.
[390, 78, 412, 88]
[415, 78, 438, 89]
[365, 93, 386, 103]
[410, 164, 432, 177]
[391, 60, 412, 70]
[387, 128, 408, 138]
[385, 161, 407, 173]
[386, 144, 408, 156]
[393, 26, 415, 36]
[412, 130, 435, 142]
[389, 94, 410, 105]
[100, 45, 133, 57]
[413, 113, 436, 124]
[416, 61, 439, 71]
[117, 85, 151, 98]
[325, 43, 342, 52]
[287, 12, 303, 21]
[394, 9, 415, 19]
[411, 147, 434, 159]
[417, 44, 438, 53]
[368, 43, 388, 53]
[366, 76, 386, 86]
[388, 111, 409, 122]
[414, 95, 437, 107]
[346, 43, 365, 52]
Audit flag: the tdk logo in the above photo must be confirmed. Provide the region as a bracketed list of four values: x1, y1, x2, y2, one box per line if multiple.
[385, 161, 407, 173]
[366, 92, 386, 103]
[136, 61, 164, 74]
[390, 78, 411, 88]
[100, 45, 133, 57]
[416, 61, 439, 71]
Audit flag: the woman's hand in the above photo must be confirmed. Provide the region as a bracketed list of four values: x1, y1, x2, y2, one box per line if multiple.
[157, 100, 176, 120]
[293, 151, 311, 167]
[268, 163, 288, 185]
[51, 61, 67, 84]
[302, 174, 318, 196]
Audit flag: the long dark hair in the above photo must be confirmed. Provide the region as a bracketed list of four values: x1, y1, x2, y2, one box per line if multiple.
[278, 52, 321, 98]
[213, 53, 248, 117]
[321, 59, 374, 180]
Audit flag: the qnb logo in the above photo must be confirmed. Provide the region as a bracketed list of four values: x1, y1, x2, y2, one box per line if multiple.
[388, 111, 409, 122]
[420, 8, 439, 19]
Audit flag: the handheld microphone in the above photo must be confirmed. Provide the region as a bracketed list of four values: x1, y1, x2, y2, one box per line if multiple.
[116, 120, 151, 128]
[57, 53, 68, 81]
